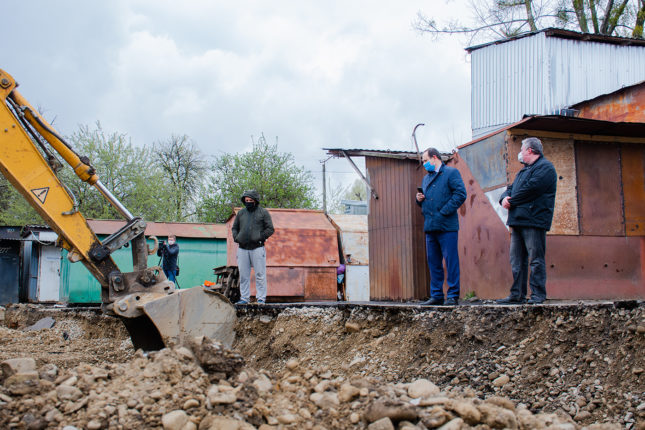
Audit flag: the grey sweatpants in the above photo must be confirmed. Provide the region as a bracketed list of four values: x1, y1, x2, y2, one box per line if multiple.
[237, 247, 267, 302]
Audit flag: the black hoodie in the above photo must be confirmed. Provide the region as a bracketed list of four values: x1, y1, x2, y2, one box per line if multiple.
[232, 190, 275, 249]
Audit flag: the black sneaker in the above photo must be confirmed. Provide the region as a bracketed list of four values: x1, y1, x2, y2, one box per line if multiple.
[495, 296, 526, 305]
[527, 297, 545, 304]
[445, 297, 459, 306]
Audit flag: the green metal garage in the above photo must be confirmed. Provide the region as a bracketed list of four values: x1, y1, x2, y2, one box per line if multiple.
[60, 220, 227, 303]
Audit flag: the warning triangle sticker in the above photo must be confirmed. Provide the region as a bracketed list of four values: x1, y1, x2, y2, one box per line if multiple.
[31, 187, 49, 204]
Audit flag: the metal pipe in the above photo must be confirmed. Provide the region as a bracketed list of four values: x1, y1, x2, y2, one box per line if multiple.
[412, 123, 425, 165]
[94, 180, 134, 220]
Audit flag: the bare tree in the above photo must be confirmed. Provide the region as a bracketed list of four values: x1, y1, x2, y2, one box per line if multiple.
[154, 134, 207, 221]
[415, 0, 643, 45]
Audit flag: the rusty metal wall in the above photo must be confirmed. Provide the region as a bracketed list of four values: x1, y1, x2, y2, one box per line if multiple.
[546, 236, 644, 299]
[366, 157, 428, 301]
[226, 209, 339, 300]
[450, 154, 514, 298]
[576, 142, 625, 236]
[621, 143, 645, 236]
[575, 84, 645, 122]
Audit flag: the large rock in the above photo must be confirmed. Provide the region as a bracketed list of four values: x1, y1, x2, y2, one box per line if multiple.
[364, 400, 418, 423]
[407, 378, 439, 399]
[338, 383, 360, 402]
[162, 410, 196, 430]
[253, 374, 273, 393]
[199, 415, 255, 430]
[1, 357, 37, 381]
[56, 385, 83, 401]
[310, 392, 340, 409]
[4, 371, 40, 395]
[447, 399, 481, 424]
[367, 417, 395, 430]
[191, 337, 244, 378]
[25, 317, 55, 331]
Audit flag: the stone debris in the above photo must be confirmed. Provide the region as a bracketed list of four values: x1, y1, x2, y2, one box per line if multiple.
[0, 303, 643, 429]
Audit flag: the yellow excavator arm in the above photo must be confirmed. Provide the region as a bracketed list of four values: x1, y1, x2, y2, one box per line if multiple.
[0, 68, 235, 350]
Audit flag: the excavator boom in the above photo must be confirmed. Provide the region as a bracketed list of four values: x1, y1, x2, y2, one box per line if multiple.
[0, 68, 235, 350]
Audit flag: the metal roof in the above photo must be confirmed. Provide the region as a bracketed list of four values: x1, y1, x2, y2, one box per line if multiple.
[324, 148, 421, 160]
[466, 27, 645, 52]
[324, 148, 453, 161]
[459, 115, 645, 149]
[87, 219, 227, 239]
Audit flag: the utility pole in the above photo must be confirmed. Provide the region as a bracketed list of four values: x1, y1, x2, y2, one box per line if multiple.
[322, 161, 327, 214]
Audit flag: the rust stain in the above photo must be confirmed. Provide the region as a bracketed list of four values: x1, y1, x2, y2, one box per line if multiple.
[575, 83, 645, 123]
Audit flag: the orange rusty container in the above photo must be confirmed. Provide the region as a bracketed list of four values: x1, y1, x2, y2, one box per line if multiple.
[226, 209, 339, 301]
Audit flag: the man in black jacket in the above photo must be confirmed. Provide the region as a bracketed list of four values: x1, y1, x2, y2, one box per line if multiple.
[232, 190, 274, 305]
[497, 137, 557, 305]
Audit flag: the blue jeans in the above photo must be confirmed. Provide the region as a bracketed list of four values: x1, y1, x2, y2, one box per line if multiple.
[164, 268, 177, 284]
[509, 227, 547, 300]
[425, 231, 460, 300]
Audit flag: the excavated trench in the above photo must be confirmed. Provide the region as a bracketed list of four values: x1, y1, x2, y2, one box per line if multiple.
[0, 301, 643, 429]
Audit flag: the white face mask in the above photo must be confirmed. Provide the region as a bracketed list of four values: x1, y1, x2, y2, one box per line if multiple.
[518, 150, 524, 163]
[168, 239, 175, 245]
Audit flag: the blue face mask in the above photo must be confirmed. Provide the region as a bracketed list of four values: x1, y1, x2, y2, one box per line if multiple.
[423, 161, 435, 172]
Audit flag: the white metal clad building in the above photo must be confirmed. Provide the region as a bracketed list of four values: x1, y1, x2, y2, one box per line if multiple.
[467, 28, 645, 139]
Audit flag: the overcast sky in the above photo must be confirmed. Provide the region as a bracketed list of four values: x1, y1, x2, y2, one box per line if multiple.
[3, 1, 472, 197]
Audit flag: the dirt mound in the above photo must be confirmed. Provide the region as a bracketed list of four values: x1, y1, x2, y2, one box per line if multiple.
[0, 302, 643, 429]
[0, 305, 133, 370]
[0, 336, 605, 430]
[234, 304, 645, 428]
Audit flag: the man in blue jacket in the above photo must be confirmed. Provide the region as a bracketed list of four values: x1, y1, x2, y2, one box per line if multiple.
[496, 137, 557, 305]
[416, 148, 467, 306]
[157, 234, 179, 284]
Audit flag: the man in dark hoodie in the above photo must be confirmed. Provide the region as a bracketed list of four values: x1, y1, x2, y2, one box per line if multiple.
[157, 234, 179, 283]
[232, 190, 275, 304]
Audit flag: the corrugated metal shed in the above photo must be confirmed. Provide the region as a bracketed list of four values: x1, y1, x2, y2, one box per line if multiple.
[226, 209, 338, 301]
[62, 220, 228, 303]
[458, 115, 645, 299]
[467, 28, 645, 138]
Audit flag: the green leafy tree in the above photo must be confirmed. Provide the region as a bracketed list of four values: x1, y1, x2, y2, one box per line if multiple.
[198, 134, 318, 223]
[154, 134, 206, 221]
[59, 122, 173, 221]
[0, 176, 44, 225]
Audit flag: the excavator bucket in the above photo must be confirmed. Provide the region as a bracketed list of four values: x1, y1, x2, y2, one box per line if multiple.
[122, 287, 237, 351]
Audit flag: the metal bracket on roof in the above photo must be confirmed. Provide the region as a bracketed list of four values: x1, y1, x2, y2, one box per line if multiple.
[341, 150, 378, 200]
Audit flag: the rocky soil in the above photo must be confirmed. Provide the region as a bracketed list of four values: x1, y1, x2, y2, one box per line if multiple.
[0, 302, 643, 429]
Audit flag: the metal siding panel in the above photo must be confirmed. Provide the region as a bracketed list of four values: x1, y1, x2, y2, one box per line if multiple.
[546, 236, 644, 299]
[458, 132, 507, 189]
[248, 267, 305, 297]
[367, 157, 425, 301]
[0, 240, 20, 305]
[471, 32, 645, 137]
[576, 142, 625, 236]
[450, 155, 513, 298]
[622, 144, 645, 236]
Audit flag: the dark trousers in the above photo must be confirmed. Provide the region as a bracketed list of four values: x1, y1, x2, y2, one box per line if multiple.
[509, 226, 547, 300]
[164, 268, 177, 284]
[425, 231, 460, 299]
